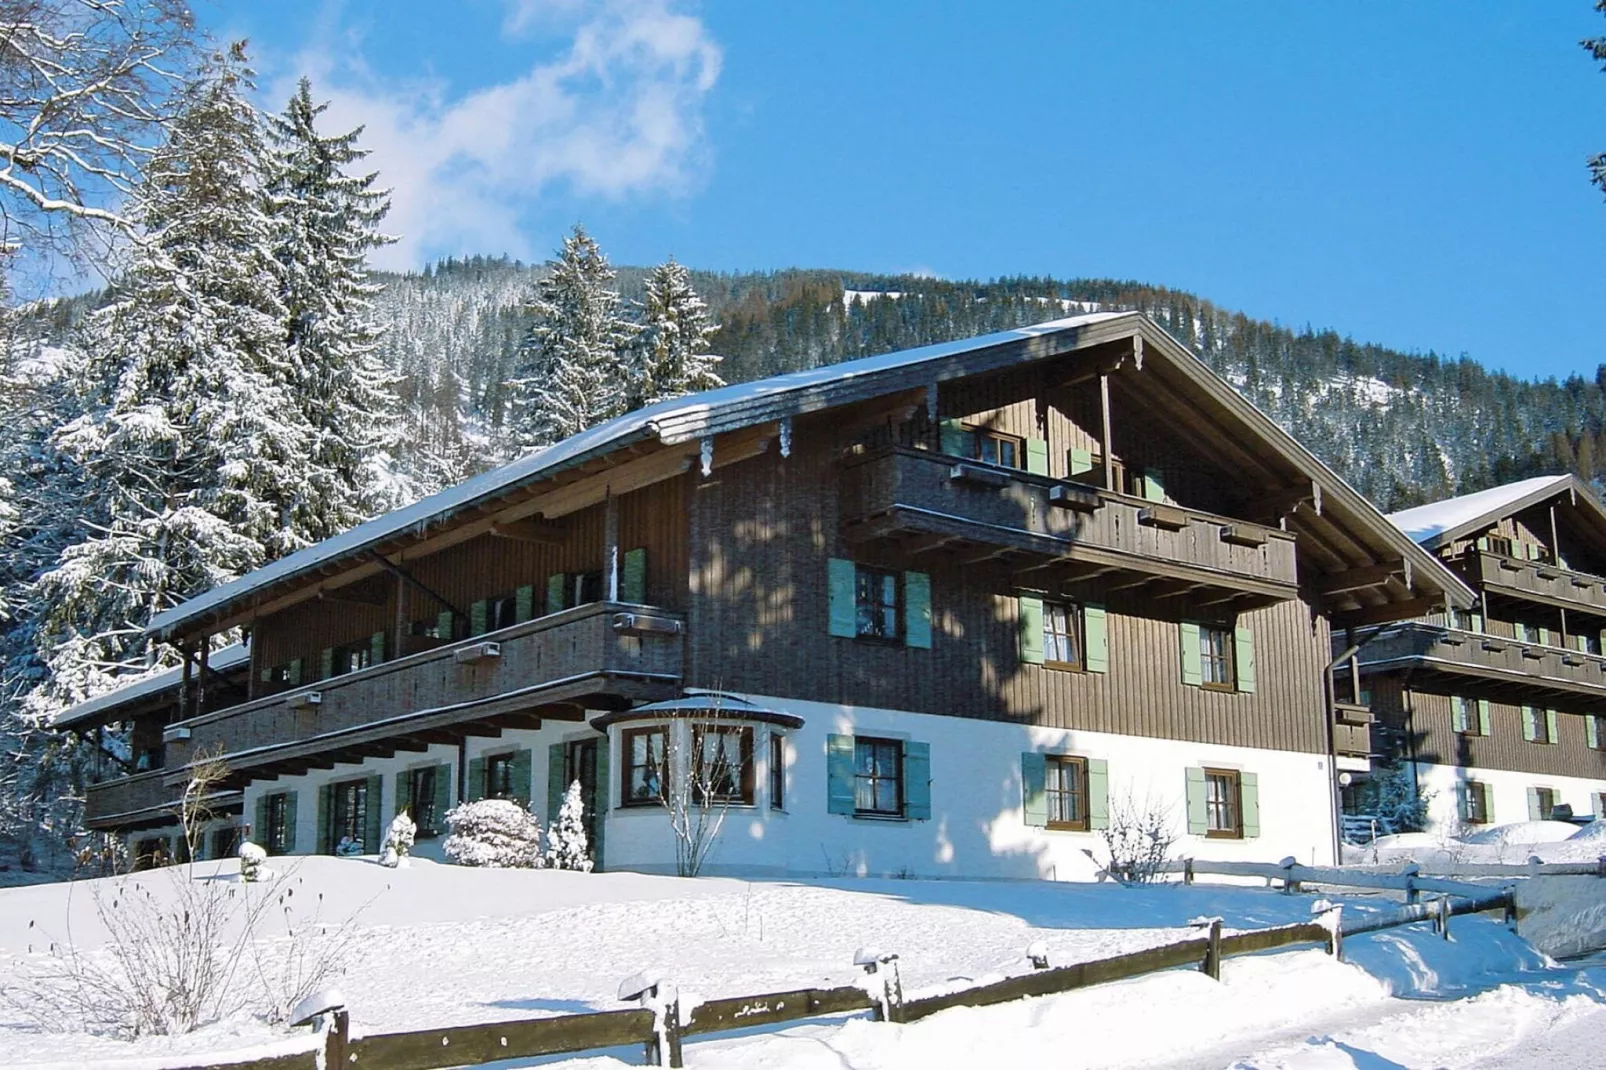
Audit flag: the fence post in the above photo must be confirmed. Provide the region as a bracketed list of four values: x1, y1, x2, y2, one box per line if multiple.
[662, 989, 684, 1069]
[326, 1009, 349, 1068]
[856, 950, 904, 1024]
[1504, 892, 1518, 932]
[1437, 895, 1451, 941]
[1404, 875, 1418, 905]
[1597, 855, 1605, 879]
[1184, 857, 1194, 885]
[1198, 918, 1222, 980]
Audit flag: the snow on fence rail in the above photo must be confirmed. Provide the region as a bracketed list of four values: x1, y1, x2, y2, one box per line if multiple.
[1164, 856, 1606, 899]
[102, 889, 1518, 1070]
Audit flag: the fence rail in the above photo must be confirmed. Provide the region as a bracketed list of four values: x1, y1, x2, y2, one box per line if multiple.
[1164, 856, 1606, 899]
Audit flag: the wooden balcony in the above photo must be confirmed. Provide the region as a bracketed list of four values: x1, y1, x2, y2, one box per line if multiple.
[839, 446, 1299, 607]
[1332, 703, 1373, 760]
[1355, 621, 1606, 713]
[83, 769, 180, 831]
[1464, 550, 1606, 615]
[161, 602, 684, 786]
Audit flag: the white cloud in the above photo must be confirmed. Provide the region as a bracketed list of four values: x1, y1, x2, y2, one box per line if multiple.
[277, 0, 722, 268]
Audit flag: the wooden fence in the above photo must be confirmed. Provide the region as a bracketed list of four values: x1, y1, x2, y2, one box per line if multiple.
[1163, 856, 1606, 900]
[143, 884, 1516, 1070]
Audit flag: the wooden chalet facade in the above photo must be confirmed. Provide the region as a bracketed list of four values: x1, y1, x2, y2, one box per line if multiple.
[56, 311, 1470, 878]
[1354, 476, 1606, 833]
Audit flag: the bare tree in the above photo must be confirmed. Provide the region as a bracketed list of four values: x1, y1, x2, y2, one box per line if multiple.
[173, 745, 229, 863]
[656, 716, 745, 878]
[1100, 791, 1177, 885]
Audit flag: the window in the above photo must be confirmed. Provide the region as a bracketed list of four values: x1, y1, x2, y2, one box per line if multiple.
[972, 428, 1022, 469]
[1527, 707, 1554, 745]
[1517, 622, 1544, 645]
[573, 570, 604, 607]
[1204, 768, 1241, 838]
[1591, 715, 1606, 750]
[692, 725, 754, 805]
[485, 753, 515, 800]
[855, 566, 900, 640]
[1533, 787, 1558, 821]
[330, 779, 369, 853]
[1451, 696, 1484, 736]
[266, 792, 291, 855]
[854, 737, 903, 816]
[1044, 600, 1082, 670]
[1584, 634, 1604, 656]
[622, 726, 668, 806]
[1463, 780, 1491, 824]
[411, 616, 452, 640]
[1483, 534, 1515, 558]
[133, 838, 169, 871]
[769, 732, 785, 810]
[1200, 625, 1235, 689]
[490, 594, 518, 631]
[1045, 755, 1088, 831]
[211, 825, 243, 860]
[330, 637, 376, 677]
[409, 766, 440, 835]
[563, 738, 600, 846]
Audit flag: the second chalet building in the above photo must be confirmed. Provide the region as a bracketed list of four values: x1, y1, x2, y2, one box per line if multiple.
[57, 312, 1474, 877]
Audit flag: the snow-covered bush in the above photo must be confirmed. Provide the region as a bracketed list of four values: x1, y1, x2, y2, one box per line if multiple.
[1352, 763, 1432, 833]
[1100, 793, 1176, 885]
[545, 780, 594, 872]
[238, 842, 268, 883]
[379, 812, 416, 868]
[442, 799, 544, 868]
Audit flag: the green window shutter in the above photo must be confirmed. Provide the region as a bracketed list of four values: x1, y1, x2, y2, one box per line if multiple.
[826, 734, 856, 814]
[1021, 752, 1047, 827]
[1233, 625, 1256, 693]
[1485, 784, 1495, 823]
[1179, 622, 1203, 687]
[515, 584, 535, 623]
[470, 599, 489, 636]
[512, 749, 533, 806]
[1018, 595, 1045, 664]
[1085, 603, 1109, 673]
[1593, 792, 1605, 819]
[1240, 772, 1260, 838]
[395, 769, 413, 820]
[437, 609, 454, 639]
[1451, 697, 1468, 734]
[1522, 706, 1538, 742]
[1069, 447, 1094, 477]
[1527, 786, 1541, 821]
[364, 775, 382, 851]
[1087, 758, 1110, 831]
[903, 741, 931, 820]
[1474, 536, 1488, 551]
[904, 571, 932, 649]
[1587, 714, 1601, 750]
[432, 763, 452, 824]
[547, 742, 566, 823]
[287, 658, 303, 686]
[1546, 709, 1559, 745]
[939, 418, 969, 456]
[284, 791, 298, 853]
[1024, 438, 1049, 476]
[593, 740, 609, 869]
[1477, 699, 1492, 736]
[1142, 469, 1165, 502]
[1470, 612, 1484, 634]
[316, 784, 332, 855]
[546, 574, 567, 615]
[370, 630, 386, 664]
[1538, 626, 1551, 647]
[319, 647, 334, 680]
[254, 794, 270, 850]
[1185, 767, 1208, 835]
[621, 547, 648, 604]
[467, 757, 486, 802]
[827, 558, 858, 638]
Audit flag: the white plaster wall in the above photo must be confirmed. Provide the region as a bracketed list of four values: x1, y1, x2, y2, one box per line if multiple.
[600, 692, 1339, 880]
[1414, 761, 1606, 836]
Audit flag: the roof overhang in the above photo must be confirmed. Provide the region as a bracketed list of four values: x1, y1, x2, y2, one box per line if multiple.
[1391, 475, 1606, 552]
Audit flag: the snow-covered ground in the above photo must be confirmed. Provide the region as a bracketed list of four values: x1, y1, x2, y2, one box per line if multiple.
[1344, 819, 1606, 869]
[0, 858, 1602, 1069]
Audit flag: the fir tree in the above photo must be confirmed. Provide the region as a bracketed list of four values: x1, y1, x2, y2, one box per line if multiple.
[263, 77, 402, 537]
[544, 779, 593, 871]
[505, 225, 638, 454]
[629, 257, 723, 410]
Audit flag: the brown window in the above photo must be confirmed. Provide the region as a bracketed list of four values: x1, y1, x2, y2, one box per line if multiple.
[855, 566, 900, 641]
[973, 428, 1022, 469]
[266, 792, 291, 855]
[1200, 625, 1235, 690]
[484, 753, 515, 800]
[692, 725, 755, 805]
[329, 778, 369, 853]
[1517, 622, 1543, 645]
[330, 637, 376, 677]
[490, 594, 518, 630]
[1045, 755, 1088, 830]
[1044, 601, 1082, 670]
[1204, 768, 1242, 838]
[1484, 534, 1515, 557]
[854, 737, 903, 816]
[1533, 787, 1558, 821]
[573, 570, 605, 607]
[769, 732, 786, 810]
[409, 766, 440, 836]
[1452, 697, 1483, 736]
[622, 726, 668, 806]
[1462, 780, 1491, 824]
[212, 825, 243, 860]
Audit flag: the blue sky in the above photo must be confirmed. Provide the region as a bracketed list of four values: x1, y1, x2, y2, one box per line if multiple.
[215, 1, 1606, 381]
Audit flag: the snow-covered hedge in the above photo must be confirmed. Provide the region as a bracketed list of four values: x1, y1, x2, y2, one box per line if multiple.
[443, 799, 544, 868]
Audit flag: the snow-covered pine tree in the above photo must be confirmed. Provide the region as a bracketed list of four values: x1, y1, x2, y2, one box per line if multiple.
[628, 257, 723, 410]
[544, 779, 593, 871]
[505, 225, 639, 455]
[263, 77, 405, 536]
[31, 44, 312, 712]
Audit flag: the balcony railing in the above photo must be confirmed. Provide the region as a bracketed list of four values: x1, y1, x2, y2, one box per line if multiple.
[1356, 621, 1606, 712]
[1465, 550, 1606, 615]
[83, 768, 178, 830]
[160, 601, 684, 783]
[839, 446, 1299, 601]
[1332, 702, 1373, 760]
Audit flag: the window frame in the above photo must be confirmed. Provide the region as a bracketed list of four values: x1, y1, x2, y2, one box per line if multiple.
[768, 731, 786, 811]
[1203, 767, 1243, 839]
[330, 777, 369, 852]
[1199, 624, 1236, 691]
[266, 791, 291, 855]
[484, 752, 516, 801]
[574, 570, 605, 607]
[620, 725, 669, 808]
[690, 724, 755, 806]
[1463, 780, 1491, 825]
[1042, 599, 1083, 671]
[968, 426, 1023, 469]
[329, 637, 376, 677]
[853, 565, 902, 643]
[853, 736, 905, 818]
[1452, 696, 1484, 736]
[409, 766, 440, 836]
[1044, 754, 1089, 831]
[1592, 715, 1606, 750]
[1529, 707, 1554, 745]
[1534, 787, 1558, 821]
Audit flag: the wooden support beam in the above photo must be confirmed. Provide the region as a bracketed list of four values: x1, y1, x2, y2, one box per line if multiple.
[901, 532, 961, 557]
[317, 588, 388, 606]
[488, 518, 567, 545]
[1330, 595, 1445, 629]
[1317, 561, 1407, 597]
[1245, 481, 1321, 521]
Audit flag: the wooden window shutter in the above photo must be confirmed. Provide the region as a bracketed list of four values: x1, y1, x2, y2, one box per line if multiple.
[903, 741, 931, 820]
[1020, 752, 1047, 827]
[467, 756, 486, 802]
[370, 630, 386, 664]
[470, 599, 489, 636]
[1470, 612, 1484, 634]
[1018, 595, 1045, 664]
[827, 558, 858, 638]
[1179, 622, 1203, 687]
[1587, 714, 1601, 750]
[512, 749, 533, 806]
[1142, 469, 1165, 503]
[1185, 767, 1208, 834]
[593, 740, 609, 868]
[903, 571, 932, 648]
[515, 584, 535, 623]
[1087, 757, 1110, 830]
[826, 734, 856, 814]
[1233, 625, 1256, 693]
[364, 775, 383, 851]
[1451, 697, 1468, 734]
[1477, 699, 1492, 736]
[254, 794, 270, 851]
[1024, 438, 1049, 476]
[1240, 772, 1260, 838]
[1594, 792, 1605, 820]
[288, 658, 302, 686]
[394, 769, 413, 820]
[938, 418, 969, 456]
[437, 609, 454, 640]
[318, 647, 334, 680]
[283, 791, 298, 853]
[546, 574, 567, 615]
[1069, 447, 1095, 477]
[1483, 782, 1494, 823]
[1545, 709, 1559, 745]
[547, 742, 566, 824]
[432, 763, 452, 824]
[316, 784, 333, 855]
[1085, 603, 1109, 673]
[1538, 626, 1551, 647]
[621, 547, 648, 604]
[1527, 786, 1541, 822]
[1522, 706, 1538, 742]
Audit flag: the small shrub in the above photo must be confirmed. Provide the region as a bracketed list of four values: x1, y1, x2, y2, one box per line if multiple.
[544, 781, 593, 872]
[238, 842, 268, 882]
[443, 799, 544, 868]
[379, 812, 416, 868]
[1100, 793, 1176, 885]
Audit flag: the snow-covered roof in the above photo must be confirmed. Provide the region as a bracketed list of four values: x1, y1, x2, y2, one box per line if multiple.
[1388, 476, 1573, 548]
[53, 643, 250, 729]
